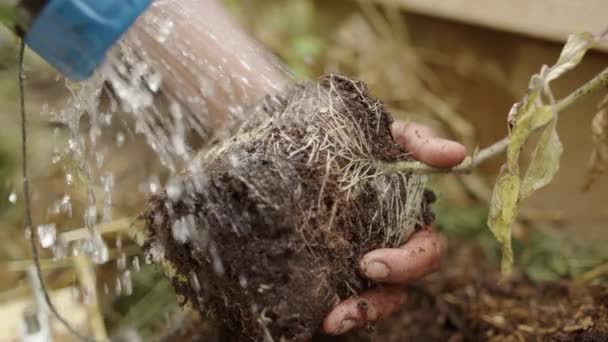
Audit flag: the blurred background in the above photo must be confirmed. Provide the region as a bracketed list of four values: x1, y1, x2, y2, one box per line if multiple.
[0, 0, 607, 340]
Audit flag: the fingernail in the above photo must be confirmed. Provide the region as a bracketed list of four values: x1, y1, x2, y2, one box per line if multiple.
[363, 260, 390, 279]
[334, 318, 357, 335]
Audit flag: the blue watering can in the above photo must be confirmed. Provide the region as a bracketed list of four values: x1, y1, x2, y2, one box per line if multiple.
[0, 0, 151, 80]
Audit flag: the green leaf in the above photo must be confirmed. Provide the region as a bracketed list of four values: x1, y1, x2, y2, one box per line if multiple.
[487, 168, 520, 273]
[521, 120, 563, 199]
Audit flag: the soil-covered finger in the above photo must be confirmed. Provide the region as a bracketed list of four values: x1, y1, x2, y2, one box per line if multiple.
[322, 285, 407, 335]
[360, 227, 445, 284]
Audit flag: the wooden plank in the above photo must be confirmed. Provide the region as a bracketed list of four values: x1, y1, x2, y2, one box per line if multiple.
[367, 0, 608, 47]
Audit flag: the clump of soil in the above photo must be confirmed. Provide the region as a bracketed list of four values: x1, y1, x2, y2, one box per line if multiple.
[142, 74, 434, 341]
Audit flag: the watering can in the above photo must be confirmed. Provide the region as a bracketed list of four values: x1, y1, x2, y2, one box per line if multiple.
[0, 0, 151, 80]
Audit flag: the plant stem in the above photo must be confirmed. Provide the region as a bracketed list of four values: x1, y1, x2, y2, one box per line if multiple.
[384, 66, 608, 174]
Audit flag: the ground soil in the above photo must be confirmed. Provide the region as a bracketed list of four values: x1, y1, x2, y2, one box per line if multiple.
[143, 75, 434, 341]
[160, 241, 608, 342]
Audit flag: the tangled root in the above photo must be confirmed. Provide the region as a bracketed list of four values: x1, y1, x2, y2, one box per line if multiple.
[143, 75, 435, 341]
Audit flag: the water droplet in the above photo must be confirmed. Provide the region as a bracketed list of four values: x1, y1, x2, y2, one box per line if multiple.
[40, 103, 50, 116]
[142, 175, 161, 194]
[209, 244, 225, 276]
[95, 151, 105, 168]
[115, 277, 122, 296]
[172, 215, 194, 243]
[102, 113, 113, 126]
[51, 152, 62, 164]
[102, 197, 112, 223]
[121, 270, 133, 296]
[239, 275, 248, 289]
[166, 178, 183, 201]
[148, 181, 159, 193]
[90, 235, 109, 264]
[132, 256, 141, 271]
[68, 138, 78, 152]
[116, 132, 125, 147]
[60, 194, 72, 217]
[101, 174, 114, 193]
[8, 192, 17, 204]
[65, 173, 74, 185]
[72, 243, 81, 256]
[84, 205, 97, 229]
[116, 235, 123, 250]
[117, 252, 127, 270]
[189, 271, 201, 292]
[37, 224, 57, 248]
[52, 240, 68, 260]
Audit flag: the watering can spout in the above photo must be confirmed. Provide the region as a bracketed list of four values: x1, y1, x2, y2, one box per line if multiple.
[0, 0, 152, 80]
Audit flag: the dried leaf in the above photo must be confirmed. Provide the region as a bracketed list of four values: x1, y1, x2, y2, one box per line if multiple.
[487, 32, 599, 272]
[583, 94, 608, 190]
[529, 33, 597, 92]
[548, 32, 597, 83]
[521, 120, 563, 199]
[487, 167, 520, 273]
[490, 101, 553, 273]
[507, 104, 554, 171]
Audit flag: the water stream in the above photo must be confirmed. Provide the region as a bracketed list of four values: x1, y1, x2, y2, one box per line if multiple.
[38, 0, 290, 296]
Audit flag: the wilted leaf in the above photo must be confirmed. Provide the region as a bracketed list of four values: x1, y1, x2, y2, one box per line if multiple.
[521, 120, 563, 199]
[487, 167, 520, 273]
[546, 32, 597, 83]
[529, 33, 597, 93]
[583, 94, 608, 191]
[487, 32, 600, 272]
[507, 104, 554, 172]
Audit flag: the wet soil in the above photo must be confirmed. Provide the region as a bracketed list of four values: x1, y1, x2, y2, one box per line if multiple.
[143, 75, 434, 341]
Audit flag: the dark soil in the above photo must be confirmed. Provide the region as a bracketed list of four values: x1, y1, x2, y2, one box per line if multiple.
[157, 242, 608, 342]
[336, 242, 608, 342]
[142, 75, 434, 341]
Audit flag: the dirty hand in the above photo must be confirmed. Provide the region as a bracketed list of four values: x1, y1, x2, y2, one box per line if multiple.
[322, 120, 467, 335]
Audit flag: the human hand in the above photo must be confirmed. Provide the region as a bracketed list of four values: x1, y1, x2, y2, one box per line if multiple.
[322, 120, 467, 335]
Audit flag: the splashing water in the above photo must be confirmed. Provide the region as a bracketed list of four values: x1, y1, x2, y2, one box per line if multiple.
[99, 0, 288, 169]
[8, 192, 17, 204]
[172, 215, 195, 243]
[37, 224, 57, 248]
[132, 256, 141, 272]
[38, 0, 290, 301]
[121, 270, 133, 296]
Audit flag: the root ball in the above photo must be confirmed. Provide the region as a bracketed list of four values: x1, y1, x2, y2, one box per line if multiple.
[143, 75, 435, 341]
